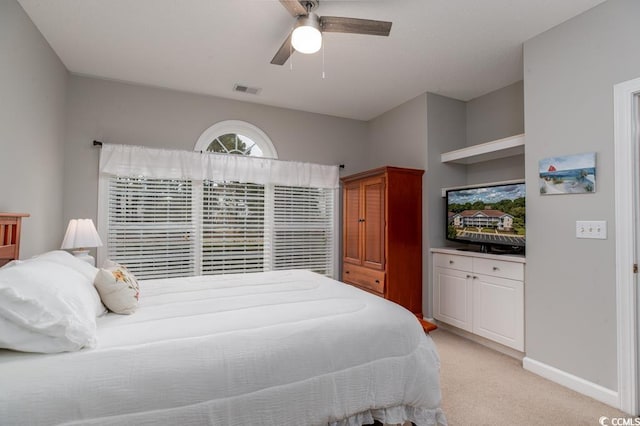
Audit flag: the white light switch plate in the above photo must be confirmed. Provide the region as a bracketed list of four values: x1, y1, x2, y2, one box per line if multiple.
[576, 220, 607, 239]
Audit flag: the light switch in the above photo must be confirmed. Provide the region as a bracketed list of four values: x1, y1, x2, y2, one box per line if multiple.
[576, 220, 607, 239]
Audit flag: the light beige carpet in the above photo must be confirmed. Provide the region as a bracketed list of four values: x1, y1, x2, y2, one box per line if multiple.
[430, 329, 634, 426]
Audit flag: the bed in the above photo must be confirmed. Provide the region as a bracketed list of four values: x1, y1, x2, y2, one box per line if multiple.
[0, 214, 446, 426]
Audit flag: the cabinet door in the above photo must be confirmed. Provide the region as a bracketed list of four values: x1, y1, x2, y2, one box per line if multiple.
[433, 267, 472, 332]
[343, 181, 362, 265]
[362, 176, 385, 270]
[472, 274, 524, 351]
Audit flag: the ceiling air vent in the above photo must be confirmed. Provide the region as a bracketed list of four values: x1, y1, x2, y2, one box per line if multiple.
[233, 84, 261, 95]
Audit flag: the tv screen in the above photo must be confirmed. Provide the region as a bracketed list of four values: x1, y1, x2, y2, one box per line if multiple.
[446, 182, 526, 254]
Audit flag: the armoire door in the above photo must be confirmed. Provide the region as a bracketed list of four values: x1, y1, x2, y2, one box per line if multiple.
[362, 176, 385, 270]
[343, 181, 362, 265]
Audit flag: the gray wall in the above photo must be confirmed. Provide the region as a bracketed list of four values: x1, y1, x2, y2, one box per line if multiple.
[366, 94, 430, 314]
[0, 0, 68, 258]
[467, 81, 525, 147]
[466, 81, 525, 184]
[425, 93, 467, 316]
[425, 93, 468, 249]
[367, 93, 428, 172]
[523, 0, 640, 390]
[465, 156, 525, 185]
[63, 75, 370, 224]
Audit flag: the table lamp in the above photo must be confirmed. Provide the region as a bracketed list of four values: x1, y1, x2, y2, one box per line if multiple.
[61, 219, 103, 266]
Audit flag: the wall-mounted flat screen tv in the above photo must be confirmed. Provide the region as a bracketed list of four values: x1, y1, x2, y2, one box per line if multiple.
[445, 182, 526, 254]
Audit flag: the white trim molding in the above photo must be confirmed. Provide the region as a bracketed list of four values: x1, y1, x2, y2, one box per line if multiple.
[194, 120, 278, 158]
[523, 357, 619, 408]
[614, 76, 640, 415]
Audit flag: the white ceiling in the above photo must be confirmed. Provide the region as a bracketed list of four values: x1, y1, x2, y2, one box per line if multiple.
[18, 0, 606, 121]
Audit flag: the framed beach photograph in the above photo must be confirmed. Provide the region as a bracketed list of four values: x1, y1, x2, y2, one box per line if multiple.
[539, 152, 596, 195]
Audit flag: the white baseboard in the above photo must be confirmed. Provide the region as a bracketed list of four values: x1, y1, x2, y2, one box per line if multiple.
[523, 357, 619, 408]
[434, 321, 524, 360]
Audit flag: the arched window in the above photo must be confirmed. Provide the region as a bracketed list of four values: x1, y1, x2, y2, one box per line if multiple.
[194, 120, 278, 158]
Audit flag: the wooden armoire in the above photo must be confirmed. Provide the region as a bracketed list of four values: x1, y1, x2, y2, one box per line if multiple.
[341, 166, 433, 330]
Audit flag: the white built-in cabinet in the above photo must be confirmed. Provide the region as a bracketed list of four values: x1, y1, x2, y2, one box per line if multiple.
[432, 248, 525, 351]
[436, 133, 526, 351]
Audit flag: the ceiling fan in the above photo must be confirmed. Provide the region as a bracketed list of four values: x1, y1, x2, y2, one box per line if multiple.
[271, 0, 392, 65]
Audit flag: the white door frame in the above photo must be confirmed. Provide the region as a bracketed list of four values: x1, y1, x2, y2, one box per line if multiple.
[614, 76, 640, 415]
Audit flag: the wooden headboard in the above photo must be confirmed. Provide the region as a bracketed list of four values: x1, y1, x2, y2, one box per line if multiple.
[0, 213, 29, 267]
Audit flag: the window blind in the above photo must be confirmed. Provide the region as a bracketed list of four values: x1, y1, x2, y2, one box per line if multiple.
[201, 181, 267, 275]
[107, 177, 196, 279]
[273, 186, 334, 276]
[106, 179, 335, 278]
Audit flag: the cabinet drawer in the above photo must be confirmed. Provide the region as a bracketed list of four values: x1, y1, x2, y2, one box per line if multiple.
[343, 264, 385, 294]
[434, 253, 473, 271]
[473, 257, 523, 281]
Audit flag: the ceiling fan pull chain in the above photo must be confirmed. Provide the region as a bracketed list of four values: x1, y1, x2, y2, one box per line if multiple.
[290, 30, 294, 71]
[322, 40, 326, 79]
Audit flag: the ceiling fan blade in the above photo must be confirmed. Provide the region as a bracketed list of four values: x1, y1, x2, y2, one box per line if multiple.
[320, 16, 392, 36]
[279, 0, 307, 17]
[270, 31, 293, 65]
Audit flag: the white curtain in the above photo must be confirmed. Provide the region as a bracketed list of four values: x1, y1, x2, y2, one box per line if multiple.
[99, 144, 339, 189]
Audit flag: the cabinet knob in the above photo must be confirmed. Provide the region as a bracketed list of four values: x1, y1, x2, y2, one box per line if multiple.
[472, 275, 478, 279]
[375, 279, 380, 283]
[345, 270, 350, 274]
[466, 274, 471, 278]
[449, 260, 454, 264]
[492, 266, 499, 271]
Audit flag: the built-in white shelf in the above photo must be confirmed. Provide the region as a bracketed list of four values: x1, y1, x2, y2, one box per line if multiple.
[441, 133, 525, 165]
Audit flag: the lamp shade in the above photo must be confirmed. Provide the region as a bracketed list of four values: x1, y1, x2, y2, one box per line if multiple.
[291, 13, 322, 54]
[61, 219, 103, 250]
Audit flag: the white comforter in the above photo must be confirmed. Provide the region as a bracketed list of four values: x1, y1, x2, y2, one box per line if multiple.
[0, 270, 445, 426]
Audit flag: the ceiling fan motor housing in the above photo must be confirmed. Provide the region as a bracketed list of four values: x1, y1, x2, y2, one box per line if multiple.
[292, 12, 322, 54]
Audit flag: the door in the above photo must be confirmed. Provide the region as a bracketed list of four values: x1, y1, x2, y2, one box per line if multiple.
[613, 77, 640, 415]
[433, 267, 472, 332]
[362, 175, 385, 270]
[635, 93, 640, 414]
[343, 181, 361, 265]
[472, 274, 524, 351]
[636, 94, 640, 415]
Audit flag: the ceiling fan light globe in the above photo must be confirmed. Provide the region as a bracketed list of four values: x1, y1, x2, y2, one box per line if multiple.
[291, 13, 322, 54]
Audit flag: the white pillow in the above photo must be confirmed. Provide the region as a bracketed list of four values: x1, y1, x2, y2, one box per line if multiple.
[94, 260, 140, 315]
[33, 250, 98, 281]
[28, 250, 106, 317]
[0, 259, 98, 353]
[0, 311, 91, 353]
